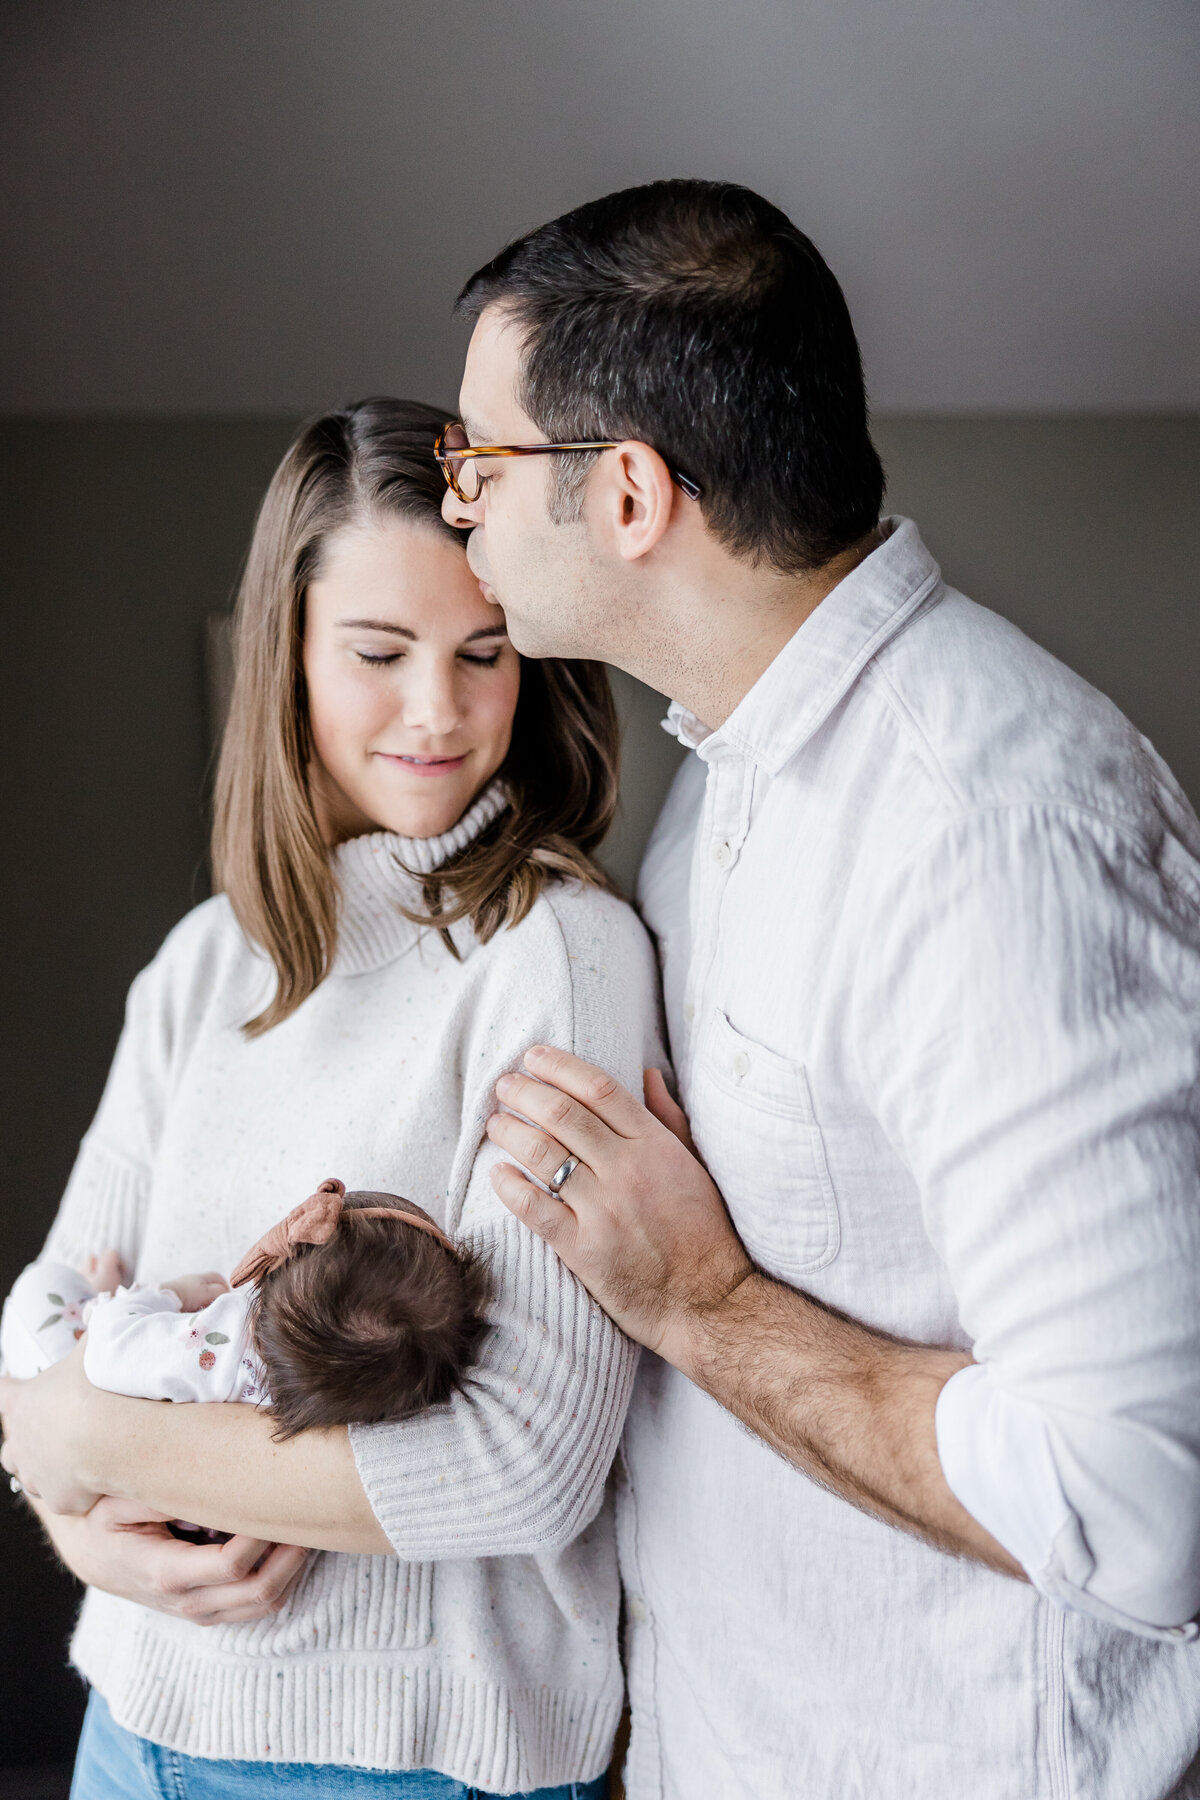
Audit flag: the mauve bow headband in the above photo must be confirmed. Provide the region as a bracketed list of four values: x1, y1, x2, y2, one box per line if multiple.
[230, 1178, 455, 1288]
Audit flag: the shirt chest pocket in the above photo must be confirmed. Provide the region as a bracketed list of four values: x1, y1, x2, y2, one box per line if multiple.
[689, 1011, 840, 1284]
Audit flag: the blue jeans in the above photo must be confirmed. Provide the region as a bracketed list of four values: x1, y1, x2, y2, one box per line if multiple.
[71, 1691, 609, 1800]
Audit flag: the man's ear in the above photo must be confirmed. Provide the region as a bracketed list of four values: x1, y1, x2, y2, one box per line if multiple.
[598, 441, 679, 562]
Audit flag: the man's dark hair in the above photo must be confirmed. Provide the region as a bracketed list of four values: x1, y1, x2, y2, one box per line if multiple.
[457, 179, 885, 573]
[249, 1192, 490, 1440]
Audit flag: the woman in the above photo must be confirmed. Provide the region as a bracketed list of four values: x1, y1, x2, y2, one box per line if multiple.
[1, 399, 661, 1798]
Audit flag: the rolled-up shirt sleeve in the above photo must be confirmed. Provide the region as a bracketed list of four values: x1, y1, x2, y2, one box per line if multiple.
[858, 800, 1200, 1638]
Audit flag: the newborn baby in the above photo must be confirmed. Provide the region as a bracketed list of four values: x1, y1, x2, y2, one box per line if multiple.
[1, 1179, 490, 1442]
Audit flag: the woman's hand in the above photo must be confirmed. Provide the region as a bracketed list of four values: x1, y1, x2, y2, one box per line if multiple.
[81, 1249, 128, 1292]
[34, 1495, 310, 1626]
[0, 1342, 105, 1513]
[3, 1346, 393, 1555]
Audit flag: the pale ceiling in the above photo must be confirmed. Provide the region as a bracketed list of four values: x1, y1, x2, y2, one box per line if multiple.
[2, 0, 1196, 413]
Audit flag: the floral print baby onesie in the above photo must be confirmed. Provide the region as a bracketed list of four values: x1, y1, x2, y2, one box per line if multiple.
[0, 1259, 266, 1403]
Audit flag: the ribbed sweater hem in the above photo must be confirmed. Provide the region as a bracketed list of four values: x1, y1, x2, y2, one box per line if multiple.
[71, 1606, 620, 1791]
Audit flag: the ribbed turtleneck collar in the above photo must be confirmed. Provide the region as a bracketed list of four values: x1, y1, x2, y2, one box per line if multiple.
[331, 779, 509, 975]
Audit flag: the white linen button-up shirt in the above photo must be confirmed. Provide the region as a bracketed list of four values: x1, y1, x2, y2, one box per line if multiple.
[616, 517, 1200, 1800]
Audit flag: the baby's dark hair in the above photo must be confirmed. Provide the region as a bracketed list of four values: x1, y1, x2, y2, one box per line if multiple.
[248, 1192, 490, 1441]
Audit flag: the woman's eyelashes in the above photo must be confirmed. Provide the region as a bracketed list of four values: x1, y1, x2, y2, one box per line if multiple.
[352, 646, 504, 669]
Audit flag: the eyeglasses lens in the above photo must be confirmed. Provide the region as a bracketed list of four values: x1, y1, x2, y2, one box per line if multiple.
[440, 423, 480, 502]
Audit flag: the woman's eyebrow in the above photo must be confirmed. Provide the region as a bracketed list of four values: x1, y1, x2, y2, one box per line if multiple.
[334, 620, 507, 642]
[336, 619, 415, 637]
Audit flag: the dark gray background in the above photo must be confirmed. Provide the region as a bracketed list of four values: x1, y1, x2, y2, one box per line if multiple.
[1, 0, 1197, 1788]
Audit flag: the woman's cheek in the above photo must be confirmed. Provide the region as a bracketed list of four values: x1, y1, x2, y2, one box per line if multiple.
[322, 667, 391, 759]
[486, 680, 520, 765]
[491, 660, 522, 738]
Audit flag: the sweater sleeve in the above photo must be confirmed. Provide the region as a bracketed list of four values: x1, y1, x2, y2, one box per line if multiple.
[40, 936, 186, 1277]
[350, 885, 666, 1560]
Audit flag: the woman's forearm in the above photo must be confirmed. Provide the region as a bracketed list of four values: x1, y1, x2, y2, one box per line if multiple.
[79, 1386, 392, 1554]
[27, 1492, 85, 1572]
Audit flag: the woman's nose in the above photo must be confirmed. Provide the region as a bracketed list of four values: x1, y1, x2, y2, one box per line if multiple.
[404, 664, 463, 736]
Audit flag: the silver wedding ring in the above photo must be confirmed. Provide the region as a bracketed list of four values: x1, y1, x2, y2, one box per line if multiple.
[548, 1155, 579, 1195]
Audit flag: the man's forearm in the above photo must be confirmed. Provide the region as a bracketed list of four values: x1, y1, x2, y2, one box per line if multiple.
[670, 1270, 1025, 1578]
[79, 1388, 392, 1555]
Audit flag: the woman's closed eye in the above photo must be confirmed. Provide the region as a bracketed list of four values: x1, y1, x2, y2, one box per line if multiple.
[353, 647, 504, 669]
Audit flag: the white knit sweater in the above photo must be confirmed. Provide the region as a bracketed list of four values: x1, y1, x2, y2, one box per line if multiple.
[40, 783, 663, 1791]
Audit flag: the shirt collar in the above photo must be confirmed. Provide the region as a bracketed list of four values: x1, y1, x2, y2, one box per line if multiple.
[663, 517, 943, 775]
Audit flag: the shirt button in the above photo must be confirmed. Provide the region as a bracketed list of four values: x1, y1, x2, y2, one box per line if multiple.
[629, 1596, 648, 1622]
[732, 1049, 751, 1080]
[684, 1002, 696, 1023]
[711, 840, 733, 868]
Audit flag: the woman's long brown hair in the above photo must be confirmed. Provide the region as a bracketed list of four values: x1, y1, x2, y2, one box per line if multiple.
[211, 397, 618, 1034]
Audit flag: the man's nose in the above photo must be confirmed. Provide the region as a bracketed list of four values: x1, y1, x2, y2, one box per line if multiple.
[441, 485, 482, 531]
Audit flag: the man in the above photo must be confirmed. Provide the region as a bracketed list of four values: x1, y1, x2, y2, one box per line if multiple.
[439, 181, 1200, 1797]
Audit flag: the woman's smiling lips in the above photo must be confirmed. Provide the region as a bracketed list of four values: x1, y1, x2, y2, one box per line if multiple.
[375, 752, 468, 778]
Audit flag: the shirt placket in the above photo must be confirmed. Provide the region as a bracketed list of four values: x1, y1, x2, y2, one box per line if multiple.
[678, 744, 755, 1095]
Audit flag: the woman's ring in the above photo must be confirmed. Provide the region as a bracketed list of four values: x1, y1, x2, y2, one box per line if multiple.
[548, 1155, 580, 1195]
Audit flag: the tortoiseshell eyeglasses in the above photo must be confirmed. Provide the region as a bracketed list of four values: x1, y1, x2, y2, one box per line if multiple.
[435, 421, 702, 505]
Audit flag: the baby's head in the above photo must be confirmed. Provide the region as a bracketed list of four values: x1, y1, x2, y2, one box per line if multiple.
[233, 1179, 489, 1440]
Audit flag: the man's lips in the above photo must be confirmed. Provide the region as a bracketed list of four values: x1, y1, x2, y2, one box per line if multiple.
[375, 753, 468, 778]
[469, 562, 498, 604]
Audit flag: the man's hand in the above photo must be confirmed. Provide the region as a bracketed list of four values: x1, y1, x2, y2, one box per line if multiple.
[486, 1048, 753, 1366]
[488, 1046, 1022, 1578]
[33, 1494, 309, 1626]
[0, 1342, 104, 1512]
